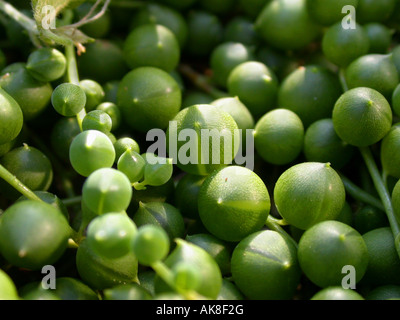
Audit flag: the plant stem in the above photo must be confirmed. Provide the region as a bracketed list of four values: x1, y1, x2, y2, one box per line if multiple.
[69, 0, 111, 29]
[66, 44, 80, 85]
[267, 215, 290, 226]
[65, 44, 86, 130]
[359, 147, 400, 245]
[178, 64, 229, 100]
[0, 164, 43, 202]
[62, 196, 82, 207]
[339, 174, 384, 211]
[0, 0, 37, 34]
[86, 0, 146, 8]
[339, 68, 348, 92]
[265, 215, 298, 249]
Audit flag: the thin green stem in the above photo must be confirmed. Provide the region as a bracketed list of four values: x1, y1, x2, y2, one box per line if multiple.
[65, 44, 86, 130]
[339, 68, 348, 92]
[0, 0, 37, 34]
[359, 147, 400, 241]
[0, 164, 43, 202]
[382, 169, 389, 191]
[66, 44, 80, 85]
[69, 0, 111, 29]
[339, 174, 384, 211]
[265, 215, 298, 249]
[86, 0, 146, 8]
[178, 64, 229, 100]
[267, 215, 290, 226]
[62, 196, 82, 207]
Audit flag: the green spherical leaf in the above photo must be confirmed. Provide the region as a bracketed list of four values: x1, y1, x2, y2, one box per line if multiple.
[0, 65, 52, 120]
[52, 83, 87, 117]
[17, 191, 69, 220]
[87, 213, 137, 259]
[306, 0, 359, 26]
[303, 118, 355, 169]
[322, 22, 370, 67]
[227, 61, 278, 118]
[364, 23, 392, 54]
[0, 87, 23, 145]
[186, 233, 232, 276]
[0, 269, 19, 300]
[133, 202, 185, 242]
[231, 230, 301, 300]
[210, 42, 254, 88]
[114, 137, 141, 162]
[117, 67, 182, 132]
[69, 130, 115, 177]
[362, 227, 400, 286]
[277, 65, 342, 127]
[381, 124, 400, 179]
[198, 166, 270, 242]
[298, 220, 369, 288]
[77, 40, 128, 84]
[166, 104, 240, 175]
[357, 0, 396, 23]
[80, 79, 105, 112]
[50, 117, 81, 161]
[130, 3, 188, 47]
[274, 162, 346, 230]
[117, 150, 146, 183]
[132, 224, 170, 266]
[345, 54, 399, 99]
[332, 87, 392, 147]
[140, 154, 173, 188]
[96, 102, 121, 131]
[124, 24, 180, 72]
[255, 0, 320, 51]
[254, 108, 304, 165]
[0, 201, 70, 270]
[185, 11, 223, 57]
[82, 110, 113, 133]
[103, 283, 152, 300]
[154, 239, 222, 299]
[82, 168, 132, 215]
[0, 145, 53, 199]
[76, 239, 138, 290]
[174, 173, 206, 220]
[311, 287, 364, 300]
[26, 48, 67, 82]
